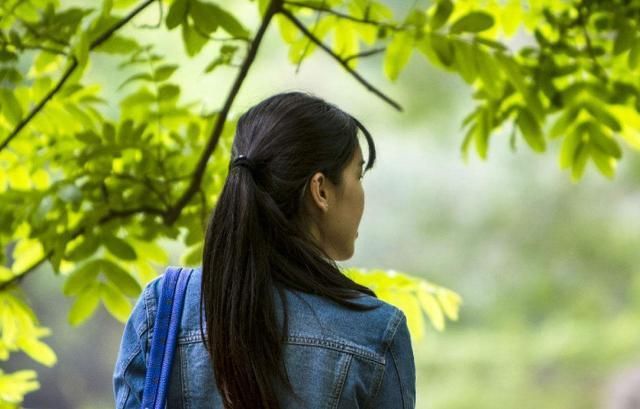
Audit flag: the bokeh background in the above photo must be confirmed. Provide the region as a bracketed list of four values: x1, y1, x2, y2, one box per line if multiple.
[5, 1, 640, 408]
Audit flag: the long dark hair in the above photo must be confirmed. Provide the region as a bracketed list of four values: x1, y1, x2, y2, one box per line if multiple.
[199, 91, 379, 408]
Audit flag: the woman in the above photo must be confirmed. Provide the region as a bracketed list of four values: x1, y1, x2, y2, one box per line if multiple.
[113, 91, 416, 408]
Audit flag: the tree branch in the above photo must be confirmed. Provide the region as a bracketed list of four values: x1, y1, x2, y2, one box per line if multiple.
[0, 0, 157, 153]
[280, 7, 403, 111]
[163, 0, 282, 224]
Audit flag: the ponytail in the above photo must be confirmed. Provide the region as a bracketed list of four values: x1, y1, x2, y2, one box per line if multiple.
[199, 91, 378, 409]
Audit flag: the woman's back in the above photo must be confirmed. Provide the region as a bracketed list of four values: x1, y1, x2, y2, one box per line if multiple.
[113, 268, 416, 408]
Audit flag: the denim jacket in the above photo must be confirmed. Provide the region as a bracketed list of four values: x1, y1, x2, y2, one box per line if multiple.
[113, 268, 416, 408]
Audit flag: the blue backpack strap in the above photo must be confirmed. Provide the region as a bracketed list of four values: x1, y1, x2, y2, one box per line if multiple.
[141, 266, 194, 409]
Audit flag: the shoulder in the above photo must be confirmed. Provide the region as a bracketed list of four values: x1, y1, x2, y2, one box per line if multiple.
[137, 266, 204, 343]
[277, 286, 404, 364]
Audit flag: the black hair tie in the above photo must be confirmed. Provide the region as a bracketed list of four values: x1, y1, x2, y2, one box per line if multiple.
[230, 154, 256, 173]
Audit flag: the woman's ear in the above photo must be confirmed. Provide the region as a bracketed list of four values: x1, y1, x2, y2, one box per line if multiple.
[308, 172, 330, 213]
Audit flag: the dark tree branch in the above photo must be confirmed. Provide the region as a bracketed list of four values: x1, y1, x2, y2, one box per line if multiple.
[163, 0, 282, 224]
[294, 0, 327, 74]
[280, 7, 403, 111]
[0, 0, 157, 153]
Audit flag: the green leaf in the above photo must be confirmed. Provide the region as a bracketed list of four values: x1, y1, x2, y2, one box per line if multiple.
[559, 125, 584, 169]
[590, 147, 616, 179]
[418, 287, 445, 331]
[436, 289, 462, 321]
[516, 108, 546, 152]
[582, 100, 621, 132]
[384, 31, 413, 81]
[571, 142, 590, 182]
[68, 283, 101, 326]
[73, 31, 90, 68]
[17, 338, 57, 367]
[421, 32, 454, 67]
[158, 84, 180, 101]
[63, 259, 101, 296]
[100, 282, 132, 322]
[118, 72, 153, 91]
[613, 22, 635, 55]
[495, 53, 544, 120]
[65, 235, 100, 261]
[451, 40, 476, 83]
[475, 106, 491, 159]
[275, 14, 298, 44]
[181, 22, 208, 57]
[588, 122, 622, 159]
[192, 1, 248, 38]
[94, 35, 138, 54]
[549, 106, 580, 139]
[180, 243, 202, 266]
[11, 239, 44, 274]
[189, 0, 220, 34]
[628, 39, 640, 69]
[166, 0, 188, 30]
[449, 12, 494, 34]
[130, 239, 168, 265]
[212, 4, 249, 38]
[429, 0, 453, 30]
[473, 47, 502, 98]
[101, 259, 141, 297]
[153, 65, 178, 82]
[103, 234, 137, 260]
[0, 88, 24, 126]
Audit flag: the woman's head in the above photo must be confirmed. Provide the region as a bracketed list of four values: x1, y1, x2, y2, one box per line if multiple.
[229, 91, 376, 261]
[200, 91, 379, 409]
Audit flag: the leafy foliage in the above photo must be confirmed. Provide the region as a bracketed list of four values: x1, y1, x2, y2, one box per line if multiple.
[343, 268, 463, 341]
[0, 0, 638, 405]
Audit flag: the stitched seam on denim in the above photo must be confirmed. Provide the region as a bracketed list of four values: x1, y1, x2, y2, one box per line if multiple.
[363, 361, 385, 409]
[330, 353, 353, 409]
[144, 275, 162, 332]
[390, 342, 407, 409]
[363, 308, 402, 409]
[288, 333, 381, 361]
[178, 346, 191, 409]
[118, 343, 142, 406]
[116, 384, 130, 409]
[179, 345, 189, 409]
[285, 335, 383, 364]
[288, 290, 332, 337]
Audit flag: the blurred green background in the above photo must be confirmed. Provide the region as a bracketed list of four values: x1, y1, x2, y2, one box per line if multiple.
[5, 1, 640, 408]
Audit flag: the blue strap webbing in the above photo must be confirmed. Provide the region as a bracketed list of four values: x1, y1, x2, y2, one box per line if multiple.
[141, 266, 194, 409]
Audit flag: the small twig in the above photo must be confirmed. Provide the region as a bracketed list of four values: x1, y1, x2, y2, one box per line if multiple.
[294, 0, 326, 74]
[344, 46, 386, 63]
[280, 7, 403, 111]
[134, 0, 164, 29]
